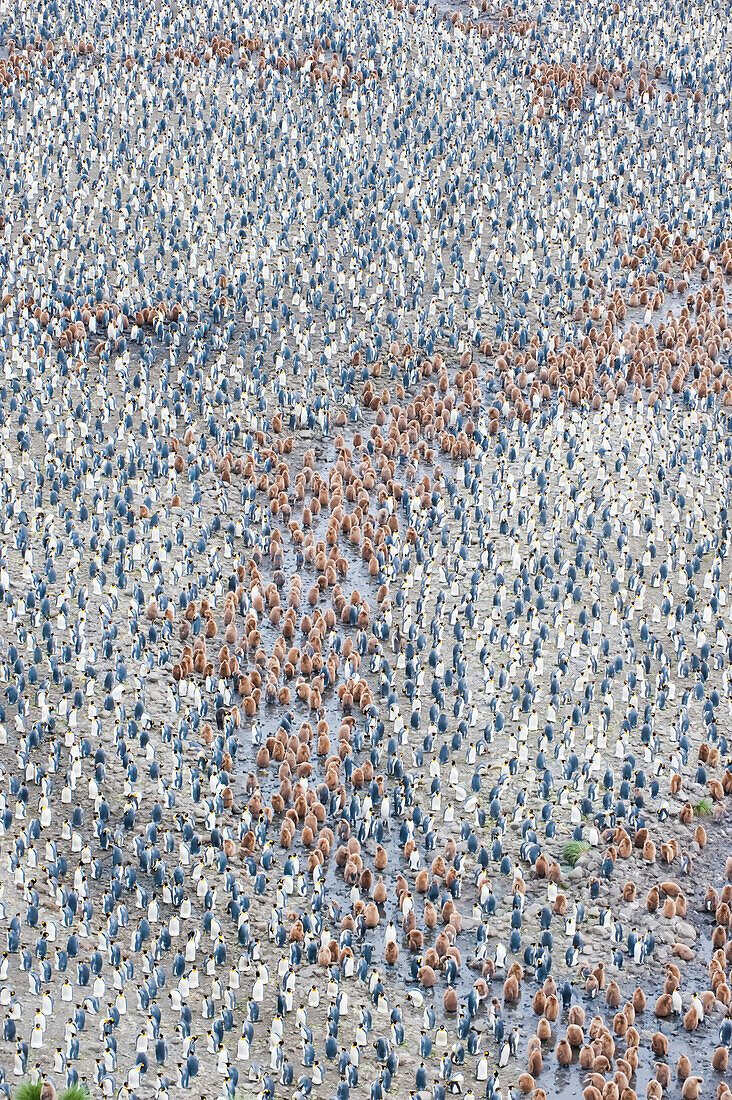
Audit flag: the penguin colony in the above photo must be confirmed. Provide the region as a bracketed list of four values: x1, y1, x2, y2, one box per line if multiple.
[0, 0, 732, 1096]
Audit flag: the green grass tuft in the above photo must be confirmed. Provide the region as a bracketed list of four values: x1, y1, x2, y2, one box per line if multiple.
[15, 1085, 42, 1100]
[562, 840, 590, 866]
[695, 797, 713, 817]
[60, 1087, 91, 1100]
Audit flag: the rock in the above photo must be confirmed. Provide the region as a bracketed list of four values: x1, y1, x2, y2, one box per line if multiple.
[673, 919, 697, 942]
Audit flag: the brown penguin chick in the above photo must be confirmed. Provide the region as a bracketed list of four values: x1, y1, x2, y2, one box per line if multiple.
[363, 902, 380, 928]
[317, 944, 332, 967]
[533, 989, 546, 1015]
[448, 907, 463, 934]
[566, 1023, 584, 1048]
[617, 833, 632, 859]
[683, 1005, 700, 1032]
[431, 854, 446, 878]
[651, 1032, 668, 1057]
[623, 882, 637, 903]
[517, 1073, 535, 1095]
[527, 1047, 543, 1076]
[443, 987, 458, 1013]
[710, 778, 725, 802]
[654, 993, 672, 1017]
[424, 901, 437, 928]
[556, 1039, 572, 1067]
[695, 825, 707, 848]
[662, 896, 676, 919]
[579, 1045, 595, 1070]
[613, 1012, 628, 1037]
[553, 894, 568, 916]
[713, 1047, 729, 1072]
[600, 1028, 616, 1060]
[423, 948, 440, 970]
[373, 878, 387, 905]
[568, 1005, 585, 1026]
[708, 902, 726, 928]
[385, 940, 399, 966]
[418, 965, 436, 988]
[605, 981, 621, 1008]
[620, 1056, 637, 1082]
[681, 1079, 703, 1100]
[534, 853, 550, 879]
[503, 974, 520, 1004]
[544, 994, 559, 1021]
[715, 977, 731, 1002]
[415, 869, 429, 893]
[726, 856, 732, 880]
[587, 1015, 606, 1041]
[479, 954, 497, 981]
[673, 942, 695, 961]
[632, 987, 646, 1015]
[536, 1017, 552, 1041]
[617, 1057, 633, 1084]
[677, 1054, 692, 1080]
[647, 1084, 663, 1100]
[40, 1086, 57, 1100]
[655, 1064, 671, 1089]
